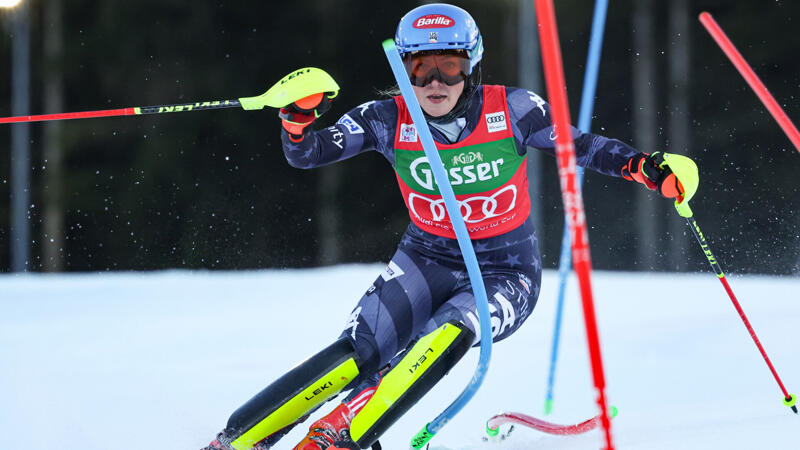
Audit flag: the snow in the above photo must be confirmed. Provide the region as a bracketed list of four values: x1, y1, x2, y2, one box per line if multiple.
[1, 267, 798, 449]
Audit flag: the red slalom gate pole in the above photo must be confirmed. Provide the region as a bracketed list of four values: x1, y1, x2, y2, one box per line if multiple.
[699, 12, 800, 154]
[488, 407, 618, 436]
[534, 0, 614, 448]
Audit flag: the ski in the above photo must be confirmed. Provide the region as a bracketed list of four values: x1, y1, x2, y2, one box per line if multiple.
[486, 407, 617, 436]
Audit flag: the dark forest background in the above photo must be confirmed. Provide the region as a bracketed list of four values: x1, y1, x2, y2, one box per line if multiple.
[1, 0, 799, 274]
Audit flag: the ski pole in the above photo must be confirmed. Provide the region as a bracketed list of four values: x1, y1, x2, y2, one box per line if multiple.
[0, 67, 340, 124]
[0, 100, 243, 124]
[683, 216, 797, 414]
[665, 155, 797, 414]
[545, 0, 609, 417]
[699, 12, 800, 155]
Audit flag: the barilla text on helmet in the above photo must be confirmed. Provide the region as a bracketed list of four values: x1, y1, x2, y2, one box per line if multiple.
[413, 15, 455, 29]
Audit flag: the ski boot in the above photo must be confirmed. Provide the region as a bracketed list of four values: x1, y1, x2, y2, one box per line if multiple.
[202, 430, 236, 450]
[294, 402, 355, 450]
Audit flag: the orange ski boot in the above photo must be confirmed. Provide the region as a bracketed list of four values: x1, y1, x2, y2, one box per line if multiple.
[293, 402, 355, 450]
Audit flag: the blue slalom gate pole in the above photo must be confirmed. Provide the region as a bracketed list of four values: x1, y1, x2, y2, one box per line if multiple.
[381, 40, 494, 449]
[544, 0, 609, 416]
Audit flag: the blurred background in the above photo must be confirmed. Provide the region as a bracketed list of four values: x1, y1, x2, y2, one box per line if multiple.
[0, 0, 798, 274]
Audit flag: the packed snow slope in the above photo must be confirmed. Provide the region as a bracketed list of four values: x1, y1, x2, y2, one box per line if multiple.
[1, 267, 798, 450]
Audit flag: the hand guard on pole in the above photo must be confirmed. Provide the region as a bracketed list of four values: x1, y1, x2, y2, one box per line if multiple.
[257, 67, 339, 142]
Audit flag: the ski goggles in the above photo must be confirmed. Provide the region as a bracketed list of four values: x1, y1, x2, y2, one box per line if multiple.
[402, 50, 470, 87]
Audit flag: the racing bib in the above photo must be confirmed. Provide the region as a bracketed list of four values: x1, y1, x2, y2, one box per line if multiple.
[393, 85, 530, 239]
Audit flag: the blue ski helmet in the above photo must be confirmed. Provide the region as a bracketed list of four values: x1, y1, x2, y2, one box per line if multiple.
[394, 3, 484, 75]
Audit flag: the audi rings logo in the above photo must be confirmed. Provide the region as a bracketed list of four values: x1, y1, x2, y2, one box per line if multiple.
[485, 111, 507, 133]
[486, 115, 505, 124]
[408, 185, 518, 223]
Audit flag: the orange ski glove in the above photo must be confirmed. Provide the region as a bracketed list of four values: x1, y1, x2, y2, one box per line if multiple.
[622, 152, 685, 199]
[279, 92, 336, 142]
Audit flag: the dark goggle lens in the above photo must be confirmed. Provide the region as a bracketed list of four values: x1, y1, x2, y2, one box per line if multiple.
[402, 51, 470, 87]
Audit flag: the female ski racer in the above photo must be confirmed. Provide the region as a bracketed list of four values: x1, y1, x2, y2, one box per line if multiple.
[205, 3, 693, 450]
